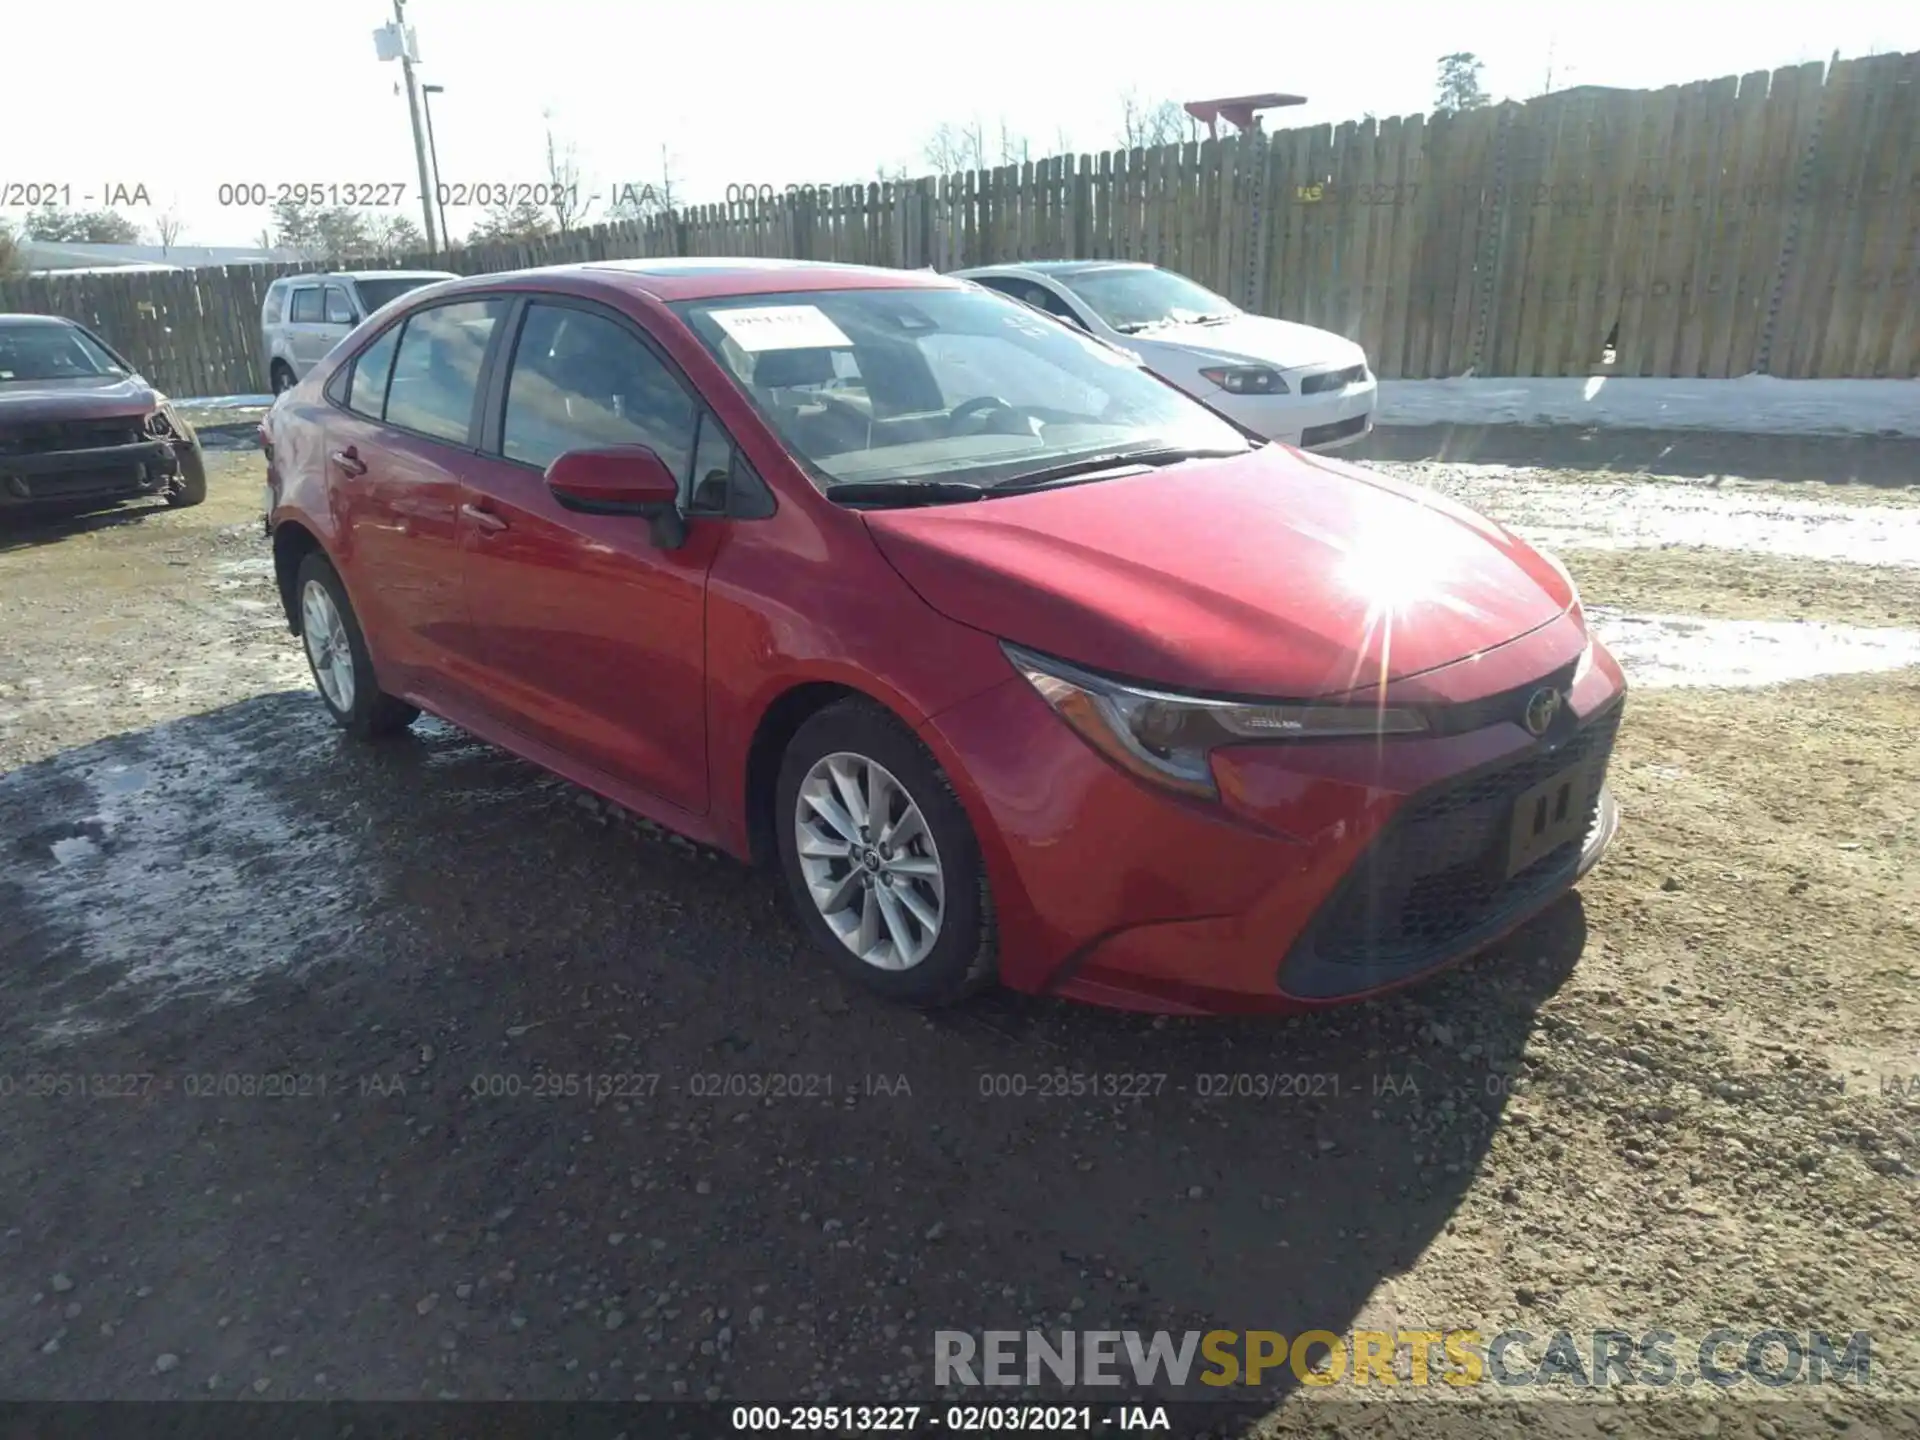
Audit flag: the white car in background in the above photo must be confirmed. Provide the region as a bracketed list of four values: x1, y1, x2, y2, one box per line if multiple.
[261, 270, 458, 395]
[954, 261, 1376, 451]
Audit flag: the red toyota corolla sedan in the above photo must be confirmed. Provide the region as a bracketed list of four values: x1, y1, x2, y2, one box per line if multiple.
[261, 257, 1624, 1015]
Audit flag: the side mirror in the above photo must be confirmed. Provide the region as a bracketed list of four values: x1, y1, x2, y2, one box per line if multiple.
[545, 445, 687, 549]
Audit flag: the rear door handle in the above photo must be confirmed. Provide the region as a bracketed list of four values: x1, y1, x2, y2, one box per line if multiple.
[328, 447, 367, 477]
[460, 502, 508, 534]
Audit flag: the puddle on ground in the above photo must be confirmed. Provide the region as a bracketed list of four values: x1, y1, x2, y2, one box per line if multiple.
[50, 834, 101, 865]
[1386, 466, 1920, 568]
[1590, 608, 1920, 689]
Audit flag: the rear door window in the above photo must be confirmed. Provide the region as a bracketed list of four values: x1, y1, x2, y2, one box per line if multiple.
[289, 287, 323, 324]
[324, 287, 356, 326]
[383, 299, 507, 444]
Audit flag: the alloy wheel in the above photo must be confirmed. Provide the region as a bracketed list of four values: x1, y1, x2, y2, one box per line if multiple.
[793, 751, 945, 970]
[301, 579, 356, 714]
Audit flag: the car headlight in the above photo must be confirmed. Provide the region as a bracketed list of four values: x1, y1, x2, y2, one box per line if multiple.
[1572, 637, 1595, 689]
[1538, 545, 1584, 622]
[1198, 365, 1288, 395]
[144, 402, 181, 439]
[1004, 643, 1427, 800]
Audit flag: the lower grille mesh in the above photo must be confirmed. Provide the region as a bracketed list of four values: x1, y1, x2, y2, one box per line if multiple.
[1286, 704, 1622, 982]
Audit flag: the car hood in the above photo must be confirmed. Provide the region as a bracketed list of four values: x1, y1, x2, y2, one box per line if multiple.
[1123, 314, 1365, 373]
[0, 374, 159, 423]
[864, 447, 1575, 698]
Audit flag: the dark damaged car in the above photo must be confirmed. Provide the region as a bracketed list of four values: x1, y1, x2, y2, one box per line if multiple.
[0, 315, 206, 516]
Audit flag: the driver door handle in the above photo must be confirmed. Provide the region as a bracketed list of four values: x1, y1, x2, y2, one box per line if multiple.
[461, 502, 508, 534]
[328, 446, 367, 477]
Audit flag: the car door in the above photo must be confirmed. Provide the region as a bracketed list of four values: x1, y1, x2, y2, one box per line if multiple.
[457, 296, 726, 816]
[321, 284, 360, 358]
[286, 284, 326, 373]
[323, 296, 508, 706]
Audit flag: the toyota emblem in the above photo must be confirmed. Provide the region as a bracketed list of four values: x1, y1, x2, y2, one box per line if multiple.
[1523, 687, 1563, 737]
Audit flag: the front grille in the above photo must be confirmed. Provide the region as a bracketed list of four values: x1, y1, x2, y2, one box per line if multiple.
[0, 417, 146, 457]
[1299, 363, 1368, 396]
[1280, 702, 1622, 996]
[1300, 413, 1369, 447]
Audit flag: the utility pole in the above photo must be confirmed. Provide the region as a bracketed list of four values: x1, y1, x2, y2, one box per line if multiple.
[422, 84, 450, 248]
[389, 0, 440, 253]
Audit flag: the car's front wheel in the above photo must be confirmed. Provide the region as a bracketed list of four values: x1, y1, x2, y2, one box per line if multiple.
[293, 552, 419, 739]
[775, 699, 997, 1006]
[166, 443, 207, 507]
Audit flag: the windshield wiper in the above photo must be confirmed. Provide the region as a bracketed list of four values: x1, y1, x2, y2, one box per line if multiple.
[1115, 313, 1236, 333]
[990, 445, 1244, 493]
[824, 479, 986, 508]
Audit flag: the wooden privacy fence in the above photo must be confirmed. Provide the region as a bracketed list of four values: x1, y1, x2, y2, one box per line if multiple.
[4, 51, 1915, 397]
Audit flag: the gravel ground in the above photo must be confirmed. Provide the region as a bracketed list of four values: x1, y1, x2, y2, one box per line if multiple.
[1, 442, 1916, 1435]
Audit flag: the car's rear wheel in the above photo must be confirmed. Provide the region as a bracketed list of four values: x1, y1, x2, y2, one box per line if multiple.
[294, 552, 418, 739]
[775, 700, 997, 1006]
[166, 443, 207, 507]
[270, 361, 296, 395]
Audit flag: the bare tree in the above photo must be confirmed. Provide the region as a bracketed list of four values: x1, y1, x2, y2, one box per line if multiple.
[1120, 90, 1191, 148]
[923, 121, 987, 175]
[997, 119, 1030, 166]
[471, 197, 554, 243]
[921, 117, 1032, 174]
[152, 211, 186, 249]
[366, 213, 425, 254]
[542, 120, 598, 234]
[608, 145, 681, 222]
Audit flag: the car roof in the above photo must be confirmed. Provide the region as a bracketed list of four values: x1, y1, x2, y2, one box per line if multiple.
[392, 256, 967, 304]
[957, 260, 1154, 279]
[271, 270, 459, 286]
[0, 313, 80, 328]
[583, 257, 964, 301]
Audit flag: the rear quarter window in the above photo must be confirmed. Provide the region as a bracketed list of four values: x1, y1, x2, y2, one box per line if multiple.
[346, 325, 402, 419]
[263, 286, 286, 326]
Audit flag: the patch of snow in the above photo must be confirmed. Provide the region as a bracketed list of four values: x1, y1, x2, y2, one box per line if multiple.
[1377, 376, 1920, 438]
[1589, 609, 1920, 689]
[1382, 465, 1920, 569]
[176, 394, 274, 409]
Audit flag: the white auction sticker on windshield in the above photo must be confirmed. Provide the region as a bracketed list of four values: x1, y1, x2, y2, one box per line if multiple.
[712, 305, 852, 352]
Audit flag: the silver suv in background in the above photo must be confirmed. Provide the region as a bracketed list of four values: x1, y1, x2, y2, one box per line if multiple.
[261, 270, 457, 394]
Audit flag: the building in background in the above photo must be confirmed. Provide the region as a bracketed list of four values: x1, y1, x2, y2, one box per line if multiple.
[19, 241, 303, 274]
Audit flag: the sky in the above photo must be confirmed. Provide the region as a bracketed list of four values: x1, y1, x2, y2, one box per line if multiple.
[5, 0, 1916, 249]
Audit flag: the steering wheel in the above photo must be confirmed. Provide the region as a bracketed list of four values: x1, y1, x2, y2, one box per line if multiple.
[948, 395, 1020, 435]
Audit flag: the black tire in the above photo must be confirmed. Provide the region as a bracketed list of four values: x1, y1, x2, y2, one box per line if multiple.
[270, 361, 296, 395]
[166, 441, 207, 507]
[774, 699, 997, 1006]
[293, 551, 419, 739]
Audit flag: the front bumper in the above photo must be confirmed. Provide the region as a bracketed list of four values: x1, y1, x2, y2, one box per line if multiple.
[923, 620, 1626, 1015]
[0, 438, 180, 509]
[1208, 374, 1378, 450]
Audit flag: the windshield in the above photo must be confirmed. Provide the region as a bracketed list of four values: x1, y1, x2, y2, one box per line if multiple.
[0, 323, 125, 382]
[674, 286, 1249, 495]
[1057, 267, 1240, 333]
[353, 277, 448, 313]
